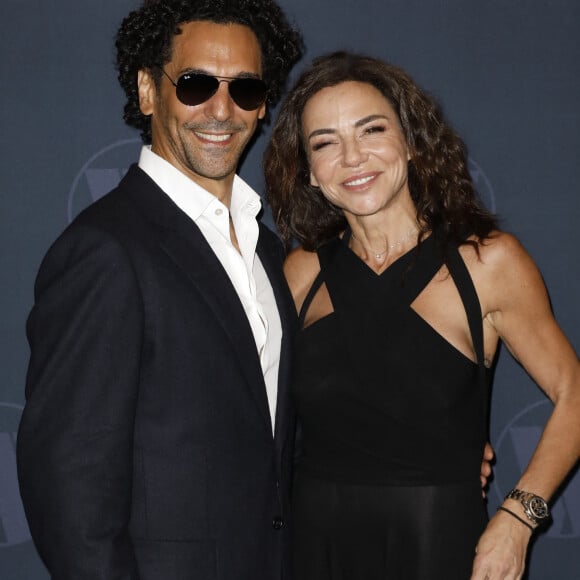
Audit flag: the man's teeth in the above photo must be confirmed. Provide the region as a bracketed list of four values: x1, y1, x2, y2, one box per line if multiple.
[347, 175, 374, 186]
[197, 133, 231, 142]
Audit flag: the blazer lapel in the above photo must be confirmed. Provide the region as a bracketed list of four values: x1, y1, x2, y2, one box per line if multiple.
[120, 166, 273, 432]
[256, 226, 297, 448]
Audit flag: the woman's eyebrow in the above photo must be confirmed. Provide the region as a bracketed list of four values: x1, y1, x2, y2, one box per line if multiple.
[307, 114, 389, 140]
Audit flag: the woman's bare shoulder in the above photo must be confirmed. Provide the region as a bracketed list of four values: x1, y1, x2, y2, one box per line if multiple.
[284, 246, 320, 309]
[463, 230, 547, 315]
[462, 230, 531, 271]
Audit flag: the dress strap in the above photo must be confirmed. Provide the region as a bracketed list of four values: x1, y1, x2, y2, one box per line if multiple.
[297, 238, 342, 327]
[298, 270, 324, 326]
[444, 246, 485, 369]
[445, 244, 491, 437]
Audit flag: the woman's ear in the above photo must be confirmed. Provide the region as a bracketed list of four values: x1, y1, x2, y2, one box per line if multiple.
[310, 170, 319, 188]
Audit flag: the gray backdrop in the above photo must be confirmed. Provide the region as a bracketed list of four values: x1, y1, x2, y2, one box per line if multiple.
[1, 1, 578, 578]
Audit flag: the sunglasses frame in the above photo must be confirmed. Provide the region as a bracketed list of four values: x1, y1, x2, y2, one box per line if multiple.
[161, 70, 268, 111]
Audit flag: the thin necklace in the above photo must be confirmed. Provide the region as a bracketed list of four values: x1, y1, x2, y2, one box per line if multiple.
[351, 227, 418, 261]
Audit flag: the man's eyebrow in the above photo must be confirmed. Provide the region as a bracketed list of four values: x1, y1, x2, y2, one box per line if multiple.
[307, 114, 390, 140]
[178, 67, 262, 79]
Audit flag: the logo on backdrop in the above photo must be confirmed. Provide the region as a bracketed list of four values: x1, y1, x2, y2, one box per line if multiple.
[492, 400, 580, 539]
[0, 403, 30, 548]
[68, 144, 497, 222]
[468, 158, 496, 213]
[67, 138, 142, 223]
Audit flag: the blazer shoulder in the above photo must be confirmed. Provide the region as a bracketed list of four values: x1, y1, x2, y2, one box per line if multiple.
[36, 166, 158, 282]
[68, 164, 173, 238]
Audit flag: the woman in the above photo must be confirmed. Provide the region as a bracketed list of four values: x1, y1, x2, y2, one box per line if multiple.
[264, 52, 580, 579]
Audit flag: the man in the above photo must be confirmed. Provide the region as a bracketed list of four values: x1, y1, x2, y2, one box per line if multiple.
[17, 1, 302, 579]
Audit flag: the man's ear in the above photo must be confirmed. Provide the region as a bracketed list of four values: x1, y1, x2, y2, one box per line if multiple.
[137, 69, 156, 116]
[257, 102, 267, 121]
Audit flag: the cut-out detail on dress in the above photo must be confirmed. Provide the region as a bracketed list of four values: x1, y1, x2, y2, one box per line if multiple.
[300, 280, 335, 330]
[410, 266, 477, 364]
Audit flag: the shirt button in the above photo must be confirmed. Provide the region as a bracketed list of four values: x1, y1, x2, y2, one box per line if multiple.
[215, 208, 223, 216]
[272, 516, 284, 530]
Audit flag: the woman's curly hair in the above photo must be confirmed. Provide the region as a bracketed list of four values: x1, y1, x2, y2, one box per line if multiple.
[264, 51, 497, 253]
[116, 0, 303, 143]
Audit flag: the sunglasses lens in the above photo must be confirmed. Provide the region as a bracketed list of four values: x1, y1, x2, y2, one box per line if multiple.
[174, 74, 267, 110]
[176, 74, 219, 106]
[229, 78, 268, 110]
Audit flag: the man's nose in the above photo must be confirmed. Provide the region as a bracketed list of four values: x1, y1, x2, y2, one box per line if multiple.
[204, 80, 235, 121]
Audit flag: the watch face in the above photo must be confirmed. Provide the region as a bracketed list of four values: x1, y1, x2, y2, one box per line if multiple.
[529, 497, 549, 519]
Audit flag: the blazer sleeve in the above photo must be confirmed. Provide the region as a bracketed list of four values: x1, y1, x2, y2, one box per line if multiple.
[17, 223, 142, 579]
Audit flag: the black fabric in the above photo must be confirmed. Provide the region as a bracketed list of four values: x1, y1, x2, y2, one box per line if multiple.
[293, 474, 487, 580]
[292, 233, 489, 578]
[18, 166, 297, 580]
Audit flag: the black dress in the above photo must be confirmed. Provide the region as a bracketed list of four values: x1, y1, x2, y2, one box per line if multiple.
[292, 233, 490, 580]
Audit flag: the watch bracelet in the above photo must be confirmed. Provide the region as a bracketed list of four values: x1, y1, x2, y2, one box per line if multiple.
[505, 488, 550, 526]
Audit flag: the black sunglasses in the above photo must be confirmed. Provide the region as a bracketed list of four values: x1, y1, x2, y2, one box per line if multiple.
[162, 70, 268, 111]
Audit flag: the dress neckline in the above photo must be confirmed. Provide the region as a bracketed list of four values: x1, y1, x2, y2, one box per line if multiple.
[340, 227, 430, 279]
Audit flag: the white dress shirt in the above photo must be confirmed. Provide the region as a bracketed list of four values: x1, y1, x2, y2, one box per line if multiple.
[138, 146, 282, 434]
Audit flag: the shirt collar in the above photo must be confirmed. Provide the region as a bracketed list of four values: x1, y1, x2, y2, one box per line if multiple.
[137, 145, 262, 222]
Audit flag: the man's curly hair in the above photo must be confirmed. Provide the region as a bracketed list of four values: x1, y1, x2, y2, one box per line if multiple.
[116, 0, 303, 143]
[264, 51, 497, 253]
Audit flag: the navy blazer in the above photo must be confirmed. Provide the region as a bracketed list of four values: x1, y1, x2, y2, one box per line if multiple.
[18, 165, 297, 580]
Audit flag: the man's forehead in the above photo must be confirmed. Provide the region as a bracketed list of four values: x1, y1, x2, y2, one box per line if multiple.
[168, 20, 263, 74]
